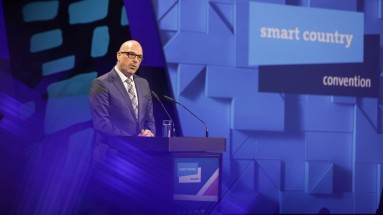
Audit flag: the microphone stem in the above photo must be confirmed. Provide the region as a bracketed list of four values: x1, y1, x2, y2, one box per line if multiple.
[174, 101, 209, 138]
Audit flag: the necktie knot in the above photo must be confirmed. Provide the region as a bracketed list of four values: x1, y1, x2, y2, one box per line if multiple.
[126, 78, 132, 84]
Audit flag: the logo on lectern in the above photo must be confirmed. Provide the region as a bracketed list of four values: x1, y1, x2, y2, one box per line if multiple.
[177, 162, 201, 183]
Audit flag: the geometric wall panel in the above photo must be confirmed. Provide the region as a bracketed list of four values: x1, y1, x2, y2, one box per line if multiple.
[256, 159, 282, 192]
[305, 161, 333, 194]
[355, 163, 379, 193]
[153, 0, 383, 213]
[306, 132, 353, 192]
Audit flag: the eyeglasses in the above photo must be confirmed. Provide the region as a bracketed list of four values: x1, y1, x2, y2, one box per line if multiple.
[120, 51, 143, 62]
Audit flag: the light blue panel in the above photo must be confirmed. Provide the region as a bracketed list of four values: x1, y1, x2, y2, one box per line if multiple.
[302, 95, 354, 132]
[305, 161, 333, 194]
[357, 97, 378, 130]
[42, 55, 75, 76]
[45, 73, 97, 134]
[180, 0, 206, 32]
[281, 191, 354, 213]
[254, 159, 281, 208]
[30, 29, 62, 53]
[174, 65, 231, 139]
[355, 163, 379, 192]
[22, 1, 59, 22]
[176, 90, 231, 139]
[354, 193, 379, 214]
[306, 132, 353, 192]
[164, 2, 234, 66]
[233, 92, 284, 131]
[256, 159, 282, 191]
[121, 6, 128, 26]
[235, 1, 250, 68]
[91, 26, 109, 57]
[165, 32, 234, 65]
[205, 66, 238, 98]
[284, 94, 308, 131]
[160, 31, 178, 48]
[231, 130, 256, 159]
[354, 107, 383, 163]
[178, 64, 205, 95]
[380, 0, 383, 19]
[158, 1, 178, 31]
[69, 0, 109, 24]
[221, 158, 231, 188]
[206, 66, 284, 131]
[154, 0, 178, 20]
[310, 0, 357, 11]
[167, 63, 178, 97]
[47, 72, 97, 97]
[210, 2, 234, 34]
[331, 96, 356, 105]
[230, 160, 255, 192]
[254, 133, 305, 191]
[284, 159, 305, 191]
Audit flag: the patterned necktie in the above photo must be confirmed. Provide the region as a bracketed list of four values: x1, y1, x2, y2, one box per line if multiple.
[126, 78, 138, 119]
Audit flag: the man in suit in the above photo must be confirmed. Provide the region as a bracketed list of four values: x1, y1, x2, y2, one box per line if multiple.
[84, 40, 158, 214]
[89, 40, 155, 139]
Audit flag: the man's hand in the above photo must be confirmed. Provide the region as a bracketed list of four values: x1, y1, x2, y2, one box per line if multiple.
[138, 129, 155, 137]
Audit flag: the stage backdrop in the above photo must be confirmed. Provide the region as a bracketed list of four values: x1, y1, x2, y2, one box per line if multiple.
[0, 0, 382, 214]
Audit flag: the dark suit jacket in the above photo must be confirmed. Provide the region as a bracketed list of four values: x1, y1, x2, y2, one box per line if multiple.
[89, 68, 156, 140]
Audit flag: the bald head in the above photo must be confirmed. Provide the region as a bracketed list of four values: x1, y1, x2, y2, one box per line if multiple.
[116, 40, 144, 77]
[119, 40, 143, 54]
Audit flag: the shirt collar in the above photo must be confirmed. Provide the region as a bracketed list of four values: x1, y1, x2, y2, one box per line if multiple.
[115, 66, 133, 83]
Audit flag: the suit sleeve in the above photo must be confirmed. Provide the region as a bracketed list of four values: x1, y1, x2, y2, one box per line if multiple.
[89, 79, 130, 136]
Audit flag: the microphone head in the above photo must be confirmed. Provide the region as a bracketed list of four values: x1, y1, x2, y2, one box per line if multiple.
[151, 90, 159, 99]
[163, 95, 174, 102]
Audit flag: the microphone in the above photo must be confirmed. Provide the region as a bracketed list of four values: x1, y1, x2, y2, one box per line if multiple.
[151, 91, 175, 136]
[163, 95, 208, 138]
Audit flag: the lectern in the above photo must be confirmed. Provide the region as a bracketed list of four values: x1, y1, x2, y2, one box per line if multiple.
[89, 136, 226, 214]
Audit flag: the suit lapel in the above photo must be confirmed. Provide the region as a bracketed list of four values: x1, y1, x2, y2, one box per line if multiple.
[110, 69, 138, 121]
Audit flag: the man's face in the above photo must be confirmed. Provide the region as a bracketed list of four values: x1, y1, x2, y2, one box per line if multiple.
[117, 42, 143, 77]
